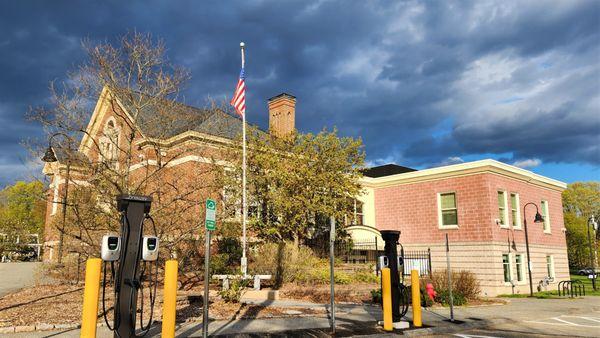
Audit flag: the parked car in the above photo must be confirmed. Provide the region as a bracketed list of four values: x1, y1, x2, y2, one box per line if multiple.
[577, 268, 595, 275]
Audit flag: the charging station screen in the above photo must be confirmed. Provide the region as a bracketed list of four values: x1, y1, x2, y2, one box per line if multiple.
[108, 237, 119, 250]
[147, 238, 157, 250]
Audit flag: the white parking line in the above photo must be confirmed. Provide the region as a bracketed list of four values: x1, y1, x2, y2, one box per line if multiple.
[524, 315, 600, 328]
[562, 315, 600, 323]
[454, 334, 501, 338]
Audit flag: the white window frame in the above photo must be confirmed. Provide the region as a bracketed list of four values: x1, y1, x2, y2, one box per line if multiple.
[515, 253, 525, 283]
[502, 253, 513, 284]
[546, 255, 555, 278]
[437, 192, 459, 229]
[510, 193, 522, 229]
[541, 200, 551, 233]
[497, 191, 509, 228]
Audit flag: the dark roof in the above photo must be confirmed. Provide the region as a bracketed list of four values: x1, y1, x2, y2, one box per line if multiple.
[362, 164, 417, 178]
[268, 92, 296, 101]
[115, 90, 263, 140]
[52, 147, 89, 166]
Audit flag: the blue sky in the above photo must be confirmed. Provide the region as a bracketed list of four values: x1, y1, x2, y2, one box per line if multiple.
[0, 0, 598, 186]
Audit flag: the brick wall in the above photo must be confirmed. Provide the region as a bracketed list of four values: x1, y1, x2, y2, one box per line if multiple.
[373, 172, 569, 296]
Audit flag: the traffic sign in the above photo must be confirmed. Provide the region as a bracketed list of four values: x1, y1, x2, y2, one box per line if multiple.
[205, 199, 216, 230]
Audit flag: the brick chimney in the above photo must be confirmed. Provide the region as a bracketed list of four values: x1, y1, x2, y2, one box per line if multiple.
[268, 93, 296, 137]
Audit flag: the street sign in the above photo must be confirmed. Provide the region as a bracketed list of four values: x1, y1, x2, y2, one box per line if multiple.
[205, 199, 216, 230]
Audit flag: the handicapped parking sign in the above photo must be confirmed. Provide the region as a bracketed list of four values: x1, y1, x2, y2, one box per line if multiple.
[205, 199, 216, 230]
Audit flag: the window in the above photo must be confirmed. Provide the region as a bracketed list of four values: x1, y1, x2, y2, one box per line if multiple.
[497, 191, 508, 227]
[515, 254, 524, 282]
[438, 193, 458, 228]
[546, 255, 555, 278]
[354, 200, 364, 225]
[502, 254, 512, 283]
[541, 200, 550, 232]
[510, 193, 521, 228]
[100, 119, 120, 170]
[345, 199, 365, 225]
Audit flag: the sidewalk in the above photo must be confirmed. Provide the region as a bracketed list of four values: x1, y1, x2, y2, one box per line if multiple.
[0, 299, 502, 337]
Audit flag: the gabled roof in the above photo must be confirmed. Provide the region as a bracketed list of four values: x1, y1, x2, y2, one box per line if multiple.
[362, 164, 417, 178]
[116, 90, 249, 140]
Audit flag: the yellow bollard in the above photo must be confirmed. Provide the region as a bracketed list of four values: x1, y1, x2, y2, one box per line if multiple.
[162, 260, 179, 338]
[381, 268, 393, 331]
[80, 258, 102, 338]
[411, 269, 422, 327]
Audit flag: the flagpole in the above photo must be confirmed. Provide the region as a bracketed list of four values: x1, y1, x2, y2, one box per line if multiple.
[240, 41, 248, 276]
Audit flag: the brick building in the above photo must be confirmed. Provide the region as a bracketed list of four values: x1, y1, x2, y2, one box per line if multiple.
[355, 160, 568, 296]
[42, 89, 569, 297]
[41, 87, 296, 262]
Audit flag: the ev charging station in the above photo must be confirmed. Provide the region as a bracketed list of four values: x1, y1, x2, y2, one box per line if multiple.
[99, 195, 160, 338]
[378, 230, 410, 329]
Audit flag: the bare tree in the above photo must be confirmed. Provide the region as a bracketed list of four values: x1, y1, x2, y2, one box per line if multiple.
[30, 32, 234, 271]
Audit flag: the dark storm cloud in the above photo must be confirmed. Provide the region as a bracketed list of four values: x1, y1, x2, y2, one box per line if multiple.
[0, 0, 598, 186]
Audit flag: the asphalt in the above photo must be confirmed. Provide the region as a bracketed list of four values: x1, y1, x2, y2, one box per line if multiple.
[0, 262, 43, 297]
[2, 295, 600, 337]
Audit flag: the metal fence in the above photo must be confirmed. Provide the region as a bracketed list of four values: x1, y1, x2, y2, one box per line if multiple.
[306, 238, 431, 276]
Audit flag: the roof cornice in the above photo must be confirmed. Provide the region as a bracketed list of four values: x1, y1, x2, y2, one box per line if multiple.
[359, 159, 567, 191]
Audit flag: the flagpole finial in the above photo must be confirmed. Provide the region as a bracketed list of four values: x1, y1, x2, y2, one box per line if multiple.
[240, 42, 245, 48]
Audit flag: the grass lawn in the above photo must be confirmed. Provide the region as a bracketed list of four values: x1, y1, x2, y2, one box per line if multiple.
[498, 274, 600, 298]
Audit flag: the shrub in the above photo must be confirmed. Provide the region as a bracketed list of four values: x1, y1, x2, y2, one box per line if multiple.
[435, 290, 466, 306]
[249, 242, 356, 285]
[218, 277, 249, 303]
[429, 269, 480, 301]
[352, 270, 379, 284]
[371, 289, 382, 304]
[210, 253, 235, 275]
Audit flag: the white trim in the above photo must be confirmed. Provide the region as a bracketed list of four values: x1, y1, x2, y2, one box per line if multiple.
[437, 192, 459, 229]
[541, 200, 551, 233]
[502, 253, 513, 285]
[497, 190, 509, 228]
[360, 159, 567, 191]
[514, 253, 526, 284]
[511, 193, 522, 230]
[128, 156, 231, 172]
[546, 254, 555, 278]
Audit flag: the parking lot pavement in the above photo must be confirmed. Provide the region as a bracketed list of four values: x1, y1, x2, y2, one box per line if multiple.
[0, 262, 43, 297]
[433, 297, 600, 338]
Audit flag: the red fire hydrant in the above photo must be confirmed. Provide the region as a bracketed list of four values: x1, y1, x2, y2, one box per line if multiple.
[426, 283, 437, 301]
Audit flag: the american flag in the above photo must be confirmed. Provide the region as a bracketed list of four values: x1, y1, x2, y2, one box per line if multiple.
[230, 68, 246, 117]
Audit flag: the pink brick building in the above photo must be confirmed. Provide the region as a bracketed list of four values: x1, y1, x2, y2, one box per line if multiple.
[357, 160, 568, 296]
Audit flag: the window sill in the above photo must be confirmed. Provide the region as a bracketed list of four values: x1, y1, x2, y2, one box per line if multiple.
[513, 227, 523, 231]
[439, 225, 459, 230]
[499, 225, 510, 229]
[543, 230, 552, 235]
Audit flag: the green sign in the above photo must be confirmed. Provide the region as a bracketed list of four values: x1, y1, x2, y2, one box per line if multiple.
[205, 199, 217, 230]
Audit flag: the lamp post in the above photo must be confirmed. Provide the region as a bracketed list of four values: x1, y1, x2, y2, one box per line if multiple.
[523, 202, 545, 297]
[588, 215, 598, 291]
[41, 132, 74, 265]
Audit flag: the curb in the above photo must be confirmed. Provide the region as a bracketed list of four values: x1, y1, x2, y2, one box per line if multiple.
[0, 323, 80, 334]
[403, 318, 510, 336]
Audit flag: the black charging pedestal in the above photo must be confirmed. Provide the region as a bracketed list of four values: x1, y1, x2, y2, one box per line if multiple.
[380, 230, 401, 322]
[115, 195, 152, 338]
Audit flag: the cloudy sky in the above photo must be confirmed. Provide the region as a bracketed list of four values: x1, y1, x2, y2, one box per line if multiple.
[0, 0, 598, 186]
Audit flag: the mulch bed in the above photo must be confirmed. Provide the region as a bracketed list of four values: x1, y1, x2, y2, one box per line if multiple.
[0, 283, 328, 328]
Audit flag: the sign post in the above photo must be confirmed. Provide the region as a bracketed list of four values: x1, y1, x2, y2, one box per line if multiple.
[202, 199, 216, 338]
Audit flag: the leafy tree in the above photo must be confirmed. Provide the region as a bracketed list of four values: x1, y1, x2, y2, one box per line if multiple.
[0, 181, 46, 258]
[562, 182, 600, 269]
[220, 128, 365, 247]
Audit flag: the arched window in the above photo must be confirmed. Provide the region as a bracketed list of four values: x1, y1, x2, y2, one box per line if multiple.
[100, 118, 120, 169]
